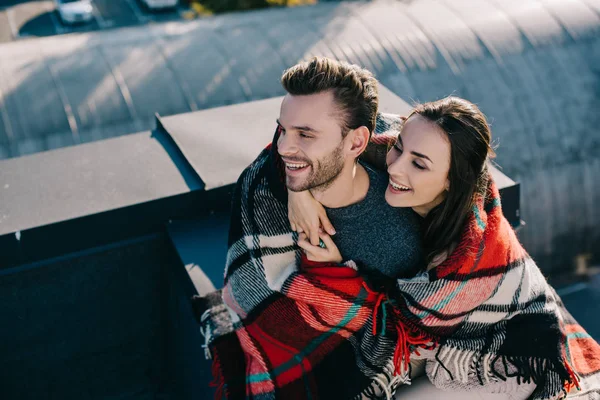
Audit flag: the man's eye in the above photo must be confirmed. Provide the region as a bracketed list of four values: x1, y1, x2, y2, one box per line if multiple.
[300, 132, 312, 139]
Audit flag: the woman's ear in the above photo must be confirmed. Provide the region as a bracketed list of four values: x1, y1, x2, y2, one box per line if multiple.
[445, 179, 450, 192]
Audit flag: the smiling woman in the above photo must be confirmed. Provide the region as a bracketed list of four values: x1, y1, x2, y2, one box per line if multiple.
[393, 98, 496, 266]
[284, 97, 600, 399]
[385, 115, 451, 216]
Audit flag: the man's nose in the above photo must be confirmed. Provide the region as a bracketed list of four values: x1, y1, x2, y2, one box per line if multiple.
[277, 133, 298, 156]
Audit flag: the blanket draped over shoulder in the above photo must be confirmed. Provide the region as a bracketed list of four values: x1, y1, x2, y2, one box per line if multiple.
[193, 114, 600, 400]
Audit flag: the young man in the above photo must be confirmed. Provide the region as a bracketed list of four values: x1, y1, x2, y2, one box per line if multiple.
[276, 59, 422, 281]
[195, 57, 422, 399]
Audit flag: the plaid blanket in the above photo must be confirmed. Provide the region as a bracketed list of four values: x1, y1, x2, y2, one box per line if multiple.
[391, 180, 600, 399]
[194, 114, 600, 400]
[207, 114, 418, 400]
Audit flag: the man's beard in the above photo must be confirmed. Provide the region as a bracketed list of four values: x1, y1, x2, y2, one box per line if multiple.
[287, 140, 345, 193]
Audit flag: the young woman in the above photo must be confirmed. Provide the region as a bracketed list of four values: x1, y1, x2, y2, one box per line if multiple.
[287, 97, 600, 399]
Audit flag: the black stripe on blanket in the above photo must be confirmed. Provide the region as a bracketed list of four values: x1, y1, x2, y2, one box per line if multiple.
[431, 258, 524, 281]
[398, 292, 552, 322]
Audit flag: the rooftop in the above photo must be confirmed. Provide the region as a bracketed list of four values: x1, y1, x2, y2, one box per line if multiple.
[0, 1, 599, 398]
[1, 0, 599, 276]
[1, 88, 598, 399]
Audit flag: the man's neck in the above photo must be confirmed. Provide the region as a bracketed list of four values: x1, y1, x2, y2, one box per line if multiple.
[312, 162, 370, 208]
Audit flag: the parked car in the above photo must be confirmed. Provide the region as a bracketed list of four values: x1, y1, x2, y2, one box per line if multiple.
[139, 0, 178, 11]
[54, 0, 94, 24]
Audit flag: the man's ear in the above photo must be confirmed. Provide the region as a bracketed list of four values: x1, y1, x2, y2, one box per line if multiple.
[348, 126, 370, 157]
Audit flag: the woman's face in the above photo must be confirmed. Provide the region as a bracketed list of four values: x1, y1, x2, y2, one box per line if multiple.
[385, 115, 451, 217]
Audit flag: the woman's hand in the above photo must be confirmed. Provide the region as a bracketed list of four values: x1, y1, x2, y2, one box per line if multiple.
[297, 232, 342, 263]
[288, 190, 336, 246]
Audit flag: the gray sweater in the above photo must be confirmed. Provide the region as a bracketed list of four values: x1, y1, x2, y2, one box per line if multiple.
[325, 162, 423, 279]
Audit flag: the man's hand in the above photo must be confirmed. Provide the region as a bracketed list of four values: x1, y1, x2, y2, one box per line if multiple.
[297, 232, 342, 263]
[288, 190, 336, 246]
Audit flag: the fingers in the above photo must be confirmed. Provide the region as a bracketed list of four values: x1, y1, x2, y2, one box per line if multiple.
[295, 224, 308, 235]
[319, 214, 336, 236]
[297, 233, 321, 259]
[299, 231, 343, 263]
[318, 232, 336, 250]
[309, 228, 320, 247]
[297, 220, 320, 247]
[319, 233, 342, 263]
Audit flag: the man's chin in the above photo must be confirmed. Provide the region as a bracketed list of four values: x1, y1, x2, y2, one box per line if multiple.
[286, 181, 308, 192]
[285, 176, 310, 192]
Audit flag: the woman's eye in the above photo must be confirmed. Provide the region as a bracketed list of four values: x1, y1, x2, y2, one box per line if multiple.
[413, 161, 426, 170]
[394, 145, 403, 153]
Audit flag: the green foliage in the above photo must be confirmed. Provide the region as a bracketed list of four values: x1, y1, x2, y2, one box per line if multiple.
[197, 0, 268, 13]
[188, 0, 316, 14]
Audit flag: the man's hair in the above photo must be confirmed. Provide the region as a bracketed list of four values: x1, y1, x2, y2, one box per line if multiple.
[280, 57, 379, 137]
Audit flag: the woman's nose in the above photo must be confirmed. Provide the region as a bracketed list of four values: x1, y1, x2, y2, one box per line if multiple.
[387, 156, 405, 175]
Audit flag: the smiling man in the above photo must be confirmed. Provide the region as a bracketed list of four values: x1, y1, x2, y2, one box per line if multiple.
[194, 57, 423, 399]
[277, 60, 374, 203]
[275, 57, 422, 280]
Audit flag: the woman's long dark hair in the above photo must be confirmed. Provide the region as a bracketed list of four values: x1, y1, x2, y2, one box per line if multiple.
[408, 97, 496, 265]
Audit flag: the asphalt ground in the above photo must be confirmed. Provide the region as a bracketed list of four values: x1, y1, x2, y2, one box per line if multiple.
[0, 0, 191, 43]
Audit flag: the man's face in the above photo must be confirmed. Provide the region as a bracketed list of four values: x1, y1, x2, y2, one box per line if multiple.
[277, 91, 349, 192]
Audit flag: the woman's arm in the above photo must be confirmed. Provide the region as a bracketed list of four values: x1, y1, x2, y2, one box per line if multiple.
[288, 189, 336, 246]
[285, 114, 404, 245]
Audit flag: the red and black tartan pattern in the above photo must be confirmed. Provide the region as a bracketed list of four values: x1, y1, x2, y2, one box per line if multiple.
[197, 114, 600, 399]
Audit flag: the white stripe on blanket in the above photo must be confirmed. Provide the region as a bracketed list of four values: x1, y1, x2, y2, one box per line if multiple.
[245, 233, 297, 291]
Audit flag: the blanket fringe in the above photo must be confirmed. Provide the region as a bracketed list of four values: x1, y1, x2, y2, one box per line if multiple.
[200, 309, 214, 360]
[560, 357, 581, 394]
[500, 354, 580, 393]
[354, 367, 406, 400]
[391, 312, 436, 377]
[362, 281, 436, 378]
[431, 346, 581, 399]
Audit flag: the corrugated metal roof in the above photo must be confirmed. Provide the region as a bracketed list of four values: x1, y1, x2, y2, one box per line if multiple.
[1, 0, 598, 159]
[0, 0, 599, 271]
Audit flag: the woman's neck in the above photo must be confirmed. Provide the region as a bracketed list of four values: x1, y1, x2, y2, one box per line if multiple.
[412, 191, 447, 218]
